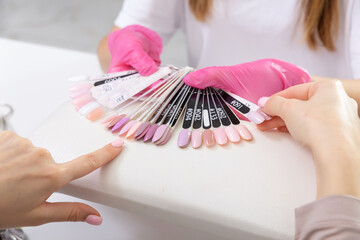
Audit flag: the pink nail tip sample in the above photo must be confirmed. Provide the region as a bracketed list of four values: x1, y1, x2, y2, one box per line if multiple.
[136, 125, 151, 140]
[143, 124, 159, 142]
[258, 97, 269, 108]
[152, 125, 168, 143]
[70, 83, 91, 92]
[203, 129, 215, 147]
[126, 122, 142, 138]
[117, 119, 135, 135]
[247, 111, 265, 124]
[72, 95, 92, 106]
[101, 115, 117, 124]
[257, 109, 271, 120]
[158, 128, 172, 145]
[70, 88, 89, 99]
[134, 122, 151, 139]
[87, 107, 104, 121]
[224, 126, 241, 143]
[107, 114, 125, 128]
[75, 99, 92, 111]
[235, 124, 253, 141]
[213, 128, 228, 145]
[111, 117, 129, 132]
[191, 129, 202, 149]
[177, 129, 191, 148]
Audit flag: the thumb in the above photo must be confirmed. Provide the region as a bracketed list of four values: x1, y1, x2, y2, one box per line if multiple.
[128, 49, 159, 76]
[260, 95, 297, 120]
[31, 202, 102, 225]
[183, 67, 217, 89]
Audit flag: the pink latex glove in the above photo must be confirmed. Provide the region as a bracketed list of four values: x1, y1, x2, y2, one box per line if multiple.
[183, 59, 311, 104]
[107, 25, 162, 76]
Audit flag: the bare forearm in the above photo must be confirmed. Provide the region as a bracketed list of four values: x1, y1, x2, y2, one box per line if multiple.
[97, 26, 120, 73]
[313, 141, 360, 199]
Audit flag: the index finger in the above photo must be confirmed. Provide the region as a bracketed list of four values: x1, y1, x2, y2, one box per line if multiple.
[60, 143, 123, 183]
[272, 82, 318, 100]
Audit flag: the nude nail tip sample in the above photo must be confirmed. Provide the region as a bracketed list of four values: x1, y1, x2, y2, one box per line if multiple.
[191, 130, 202, 149]
[203, 129, 215, 147]
[152, 125, 168, 143]
[143, 125, 159, 142]
[119, 120, 136, 136]
[87, 107, 104, 121]
[126, 122, 142, 138]
[134, 122, 151, 138]
[235, 124, 253, 141]
[213, 128, 228, 145]
[111, 117, 129, 132]
[225, 126, 241, 143]
[178, 129, 191, 148]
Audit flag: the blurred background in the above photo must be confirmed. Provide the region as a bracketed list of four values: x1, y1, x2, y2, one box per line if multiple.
[0, 0, 188, 66]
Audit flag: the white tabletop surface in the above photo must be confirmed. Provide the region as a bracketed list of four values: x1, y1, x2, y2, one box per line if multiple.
[0, 38, 317, 240]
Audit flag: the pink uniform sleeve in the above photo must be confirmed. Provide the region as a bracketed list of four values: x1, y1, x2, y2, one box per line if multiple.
[295, 195, 360, 240]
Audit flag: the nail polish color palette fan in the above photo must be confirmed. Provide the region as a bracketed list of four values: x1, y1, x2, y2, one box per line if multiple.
[69, 66, 267, 149]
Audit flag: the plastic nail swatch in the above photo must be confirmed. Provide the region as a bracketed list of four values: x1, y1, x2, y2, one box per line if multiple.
[69, 66, 264, 148]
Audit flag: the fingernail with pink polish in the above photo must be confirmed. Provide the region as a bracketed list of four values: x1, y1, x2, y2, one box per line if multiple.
[85, 215, 103, 226]
[258, 97, 269, 108]
[111, 139, 124, 148]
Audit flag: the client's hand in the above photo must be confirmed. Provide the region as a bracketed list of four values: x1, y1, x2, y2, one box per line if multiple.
[107, 25, 162, 75]
[183, 59, 310, 104]
[0, 131, 124, 229]
[257, 81, 360, 199]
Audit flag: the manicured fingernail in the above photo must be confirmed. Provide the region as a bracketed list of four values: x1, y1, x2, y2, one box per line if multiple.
[85, 215, 102, 225]
[111, 139, 124, 147]
[258, 97, 269, 108]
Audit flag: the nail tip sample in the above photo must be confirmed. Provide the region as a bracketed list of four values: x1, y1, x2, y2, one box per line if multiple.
[152, 125, 168, 143]
[178, 129, 191, 148]
[143, 125, 159, 142]
[191, 129, 203, 148]
[213, 128, 228, 145]
[225, 126, 241, 143]
[247, 111, 265, 124]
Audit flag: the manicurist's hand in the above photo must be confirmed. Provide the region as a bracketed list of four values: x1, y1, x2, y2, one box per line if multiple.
[0, 131, 124, 229]
[257, 81, 360, 199]
[107, 25, 163, 75]
[183, 59, 311, 105]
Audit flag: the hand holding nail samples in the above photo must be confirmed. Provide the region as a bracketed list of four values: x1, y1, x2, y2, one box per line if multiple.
[183, 58, 311, 109]
[0, 131, 123, 228]
[107, 25, 163, 75]
[257, 81, 360, 152]
[257, 80, 360, 199]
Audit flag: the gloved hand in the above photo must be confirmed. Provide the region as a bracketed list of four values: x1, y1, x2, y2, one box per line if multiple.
[107, 25, 163, 76]
[183, 59, 311, 104]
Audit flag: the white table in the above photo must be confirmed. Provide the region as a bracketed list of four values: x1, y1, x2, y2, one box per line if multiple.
[0, 38, 317, 240]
